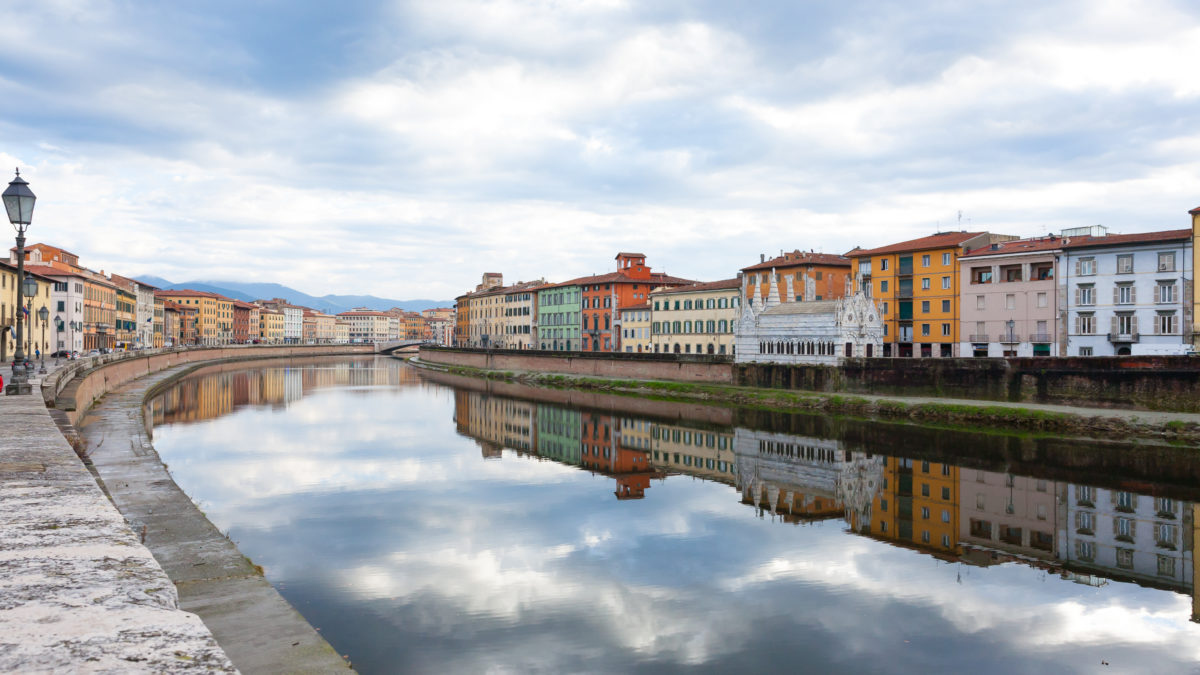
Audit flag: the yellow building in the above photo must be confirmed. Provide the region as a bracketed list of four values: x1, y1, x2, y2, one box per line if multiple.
[156, 290, 234, 345]
[650, 278, 741, 356]
[0, 262, 54, 362]
[846, 231, 1015, 357]
[333, 319, 350, 344]
[258, 308, 285, 343]
[617, 303, 651, 353]
[1191, 206, 1200, 350]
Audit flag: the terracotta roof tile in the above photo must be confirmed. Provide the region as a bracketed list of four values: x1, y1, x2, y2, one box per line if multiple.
[845, 231, 988, 257]
[741, 251, 851, 272]
[650, 278, 741, 295]
[960, 236, 1064, 258]
[1063, 228, 1190, 249]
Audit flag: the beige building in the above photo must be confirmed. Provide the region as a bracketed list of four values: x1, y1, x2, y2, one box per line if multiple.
[333, 320, 350, 344]
[258, 308, 285, 343]
[617, 303, 651, 353]
[337, 309, 392, 343]
[302, 310, 338, 343]
[650, 278, 741, 355]
[501, 280, 545, 349]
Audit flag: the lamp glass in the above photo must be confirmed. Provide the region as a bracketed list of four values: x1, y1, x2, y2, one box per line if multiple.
[22, 276, 37, 297]
[39, 306, 49, 321]
[2, 172, 36, 226]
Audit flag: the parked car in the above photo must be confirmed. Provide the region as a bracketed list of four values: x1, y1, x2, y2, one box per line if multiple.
[86, 349, 101, 357]
[50, 350, 72, 358]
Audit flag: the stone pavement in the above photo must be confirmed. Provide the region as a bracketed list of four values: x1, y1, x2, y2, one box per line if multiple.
[0, 378, 236, 672]
[77, 364, 352, 674]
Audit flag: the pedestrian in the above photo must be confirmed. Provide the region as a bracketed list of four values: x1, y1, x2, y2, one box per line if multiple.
[0, 371, 4, 391]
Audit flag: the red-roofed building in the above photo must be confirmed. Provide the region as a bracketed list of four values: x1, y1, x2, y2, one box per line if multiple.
[649, 278, 741, 356]
[846, 231, 1017, 357]
[156, 290, 234, 345]
[741, 250, 852, 305]
[959, 235, 1065, 357]
[577, 252, 693, 352]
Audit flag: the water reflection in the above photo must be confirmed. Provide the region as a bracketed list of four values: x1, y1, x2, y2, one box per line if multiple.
[148, 358, 1200, 673]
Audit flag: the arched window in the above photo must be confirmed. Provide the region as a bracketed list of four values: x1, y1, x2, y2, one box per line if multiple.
[673, 343, 681, 354]
[582, 315, 589, 329]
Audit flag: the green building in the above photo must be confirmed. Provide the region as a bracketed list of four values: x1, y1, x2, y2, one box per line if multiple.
[536, 404, 582, 465]
[537, 281, 581, 351]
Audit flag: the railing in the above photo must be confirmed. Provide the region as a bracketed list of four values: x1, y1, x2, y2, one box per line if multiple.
[968, 334, 990, 342]
[999, 333, 1019, 344]
[1029, 333, 1052, 343]
[1107, 332, 1140, 343]
[896, 289, 914, 299]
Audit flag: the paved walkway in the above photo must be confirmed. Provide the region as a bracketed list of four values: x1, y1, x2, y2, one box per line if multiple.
[0, 376, 235, 671]
[77, 364, 352, 674]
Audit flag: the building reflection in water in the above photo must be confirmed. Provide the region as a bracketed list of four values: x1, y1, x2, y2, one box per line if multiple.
[148, 357, 419, 426]
[446, 389, 1196, 618]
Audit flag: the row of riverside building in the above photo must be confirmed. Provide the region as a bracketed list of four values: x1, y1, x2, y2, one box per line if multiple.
[454, 205, 1200, 361]
[1, 242, 457, 361]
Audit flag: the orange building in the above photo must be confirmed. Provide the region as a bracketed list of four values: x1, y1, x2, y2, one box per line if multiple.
[860, 456, 961, 556]
[579, 412, 661, 499]
[741, 250, 852, 304]
[846, 231, 1015, 357]
[576, 252, 692, 352]
[156, 290, 234, 345]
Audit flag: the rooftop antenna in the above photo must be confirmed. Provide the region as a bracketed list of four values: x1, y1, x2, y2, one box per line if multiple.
[957, 210, 963, 230]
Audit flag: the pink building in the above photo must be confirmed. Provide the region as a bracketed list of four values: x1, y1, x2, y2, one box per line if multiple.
[959, 236, 1062, 357]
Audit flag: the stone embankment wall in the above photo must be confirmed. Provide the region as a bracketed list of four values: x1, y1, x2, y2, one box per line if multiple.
[419, 347, 1200, 413]
[420, 347, 733, 384]
[48, 344, 374, 424]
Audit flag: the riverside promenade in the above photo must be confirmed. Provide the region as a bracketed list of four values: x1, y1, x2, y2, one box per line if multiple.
[0, 364, 235, 671]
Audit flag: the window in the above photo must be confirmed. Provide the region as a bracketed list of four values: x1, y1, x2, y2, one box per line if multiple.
[1005, 294, 1015, 310]
[1078, 257, 1096, 275]
[1116, 283, 1134, 305]
[1116, 313, 1136, 336]
[1157, 312, 1178, 335]
[976, 295, 985, 310]
[943, 253, 951, 266]
[921, 278, 930, 290]
[880, 258, 889, 271]
[1157, 523, 1178, 548]
[1036, 292, 1047, 308]
[1116, 254, 1133, 274]
[941, 323, 950, 336]
[880, 280, 888, 293]
[1115, 516, 1135, 541]
[921, 254, 930, 267]
[1079, 346, 1093, 356]
[1076, 510, 1095, 533]
[1076, 485, 1096, 505]
[1116, 491, 1136, 511]
[921, 300, 930, 313]
[942, 509, 950, 523]
[1157, 282, 1176, 304]
[1076, 540, 1095, 561]
[942, 276, 951, 289]
[921, 506, 930, 519]
[882, 302, 888, 314]
[1116, 548, 1134, 569]
[972, 267, 993, 284]
[1158, 251, 1176, 272]
[921, 323, 930, 336]
[921, 483, 930, 497]
[1033, 263, 1053, 280]
[1078, 285, 1095, 306]
[1158, 555, 1177, 577]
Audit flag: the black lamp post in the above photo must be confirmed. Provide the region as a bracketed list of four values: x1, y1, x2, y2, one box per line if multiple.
[54, 315, 63, 365]
[4, 168, 36, 395]
[38, 305, 48, 373]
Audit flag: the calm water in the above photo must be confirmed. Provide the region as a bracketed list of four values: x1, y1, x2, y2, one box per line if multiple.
[147, 356, 1200, 674]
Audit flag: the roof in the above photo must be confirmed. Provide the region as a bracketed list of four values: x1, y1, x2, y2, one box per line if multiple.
[618, 303, 651, 312]
[741, 251, 851, 272]
[566, 271, 694, 287]
[1063, 228, 1191, 250]
[232, 300, 257, 309]
[960, 236, 1064, 259]
[845, 231, 987, 258]
[615, 252, 646, 258]
[337, 310, 389, 316]
[0, 260, 58, 281]
[156, 289, 232, 301]
[1190, 206, 1200, 215]
[650, 278, 741, 295]
[762, 300, 840, 316]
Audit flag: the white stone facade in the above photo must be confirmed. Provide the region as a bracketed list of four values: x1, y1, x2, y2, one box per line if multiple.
[735, 270, 883, 363]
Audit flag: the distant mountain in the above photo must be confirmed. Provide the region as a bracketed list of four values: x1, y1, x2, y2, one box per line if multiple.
[143, 277, 451, 314]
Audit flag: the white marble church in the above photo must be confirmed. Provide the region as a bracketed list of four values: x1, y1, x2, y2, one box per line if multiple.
[734, 270, 884, 364]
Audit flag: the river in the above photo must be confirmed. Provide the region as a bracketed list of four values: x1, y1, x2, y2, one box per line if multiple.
[144, 355, 1200, 673]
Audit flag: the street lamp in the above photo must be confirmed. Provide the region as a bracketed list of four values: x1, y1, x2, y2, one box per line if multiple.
[54, 316, 63, 365]
[38, 305, 48, 373]
[4, 169, 36, 395]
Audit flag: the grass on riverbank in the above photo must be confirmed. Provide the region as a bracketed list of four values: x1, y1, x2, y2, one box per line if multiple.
[422, 360, 1199, 444]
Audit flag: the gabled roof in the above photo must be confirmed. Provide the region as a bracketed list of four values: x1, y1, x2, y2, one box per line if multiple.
[1189, 205, 1200, 215]
[960, 236, 1063, 259]
[1063, 228, 1191, 250]
[846, 231, 987, 258]
[741, 251, 850, 272]
[566, 271, 694, 287]
[650, 278, 741, 295]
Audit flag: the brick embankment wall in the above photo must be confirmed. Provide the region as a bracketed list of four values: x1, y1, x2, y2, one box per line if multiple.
[50, 345, 374, 424]
[420, 346, 734, 384]
[422, 348, 1200, 413]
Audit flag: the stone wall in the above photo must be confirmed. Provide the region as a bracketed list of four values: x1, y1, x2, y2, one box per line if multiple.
[50, 344, 374, 424]
[419, 346, 735, 384]
[423, 347, 1200, 413]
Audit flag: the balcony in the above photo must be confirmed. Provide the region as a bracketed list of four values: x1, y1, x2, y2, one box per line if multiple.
[1107, 332, 1140, 343]
[896, 288, 914, 299]
[999, 333, 1019, 344]
[1029, 333, 1052, 343]
[968, 334, 990, 342]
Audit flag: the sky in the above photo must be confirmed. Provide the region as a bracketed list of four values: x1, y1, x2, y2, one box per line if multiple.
[2, 0, 1199, 301]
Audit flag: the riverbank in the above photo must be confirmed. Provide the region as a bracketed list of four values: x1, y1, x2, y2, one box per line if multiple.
[407, 357, 1200, 445]
[77, 358, 359, 673]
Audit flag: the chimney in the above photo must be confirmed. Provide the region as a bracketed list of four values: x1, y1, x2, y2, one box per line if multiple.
[760, 254, 765, 263]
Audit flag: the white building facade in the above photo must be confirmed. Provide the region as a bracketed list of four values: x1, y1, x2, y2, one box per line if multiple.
[735, 270, 883, 364]
[47, 271, 87, 355]
[1060, 227, 1193, 356]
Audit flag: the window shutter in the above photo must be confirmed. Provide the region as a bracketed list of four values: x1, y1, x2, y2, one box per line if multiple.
[1111, 316, 1118, 335]
[1130, 286, 1136, 304]
[1154, 284, 1160, 303]
[1112, 518, 1119, 535]
[1075, 288, 1081, 305]
[1113, 287, 1119, 304]
[1130, 519, 1137, 538]
[1073, 315, 1079, 334]
[1131, 315, 1138, 335]
[1075, 260, 1081, 276]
